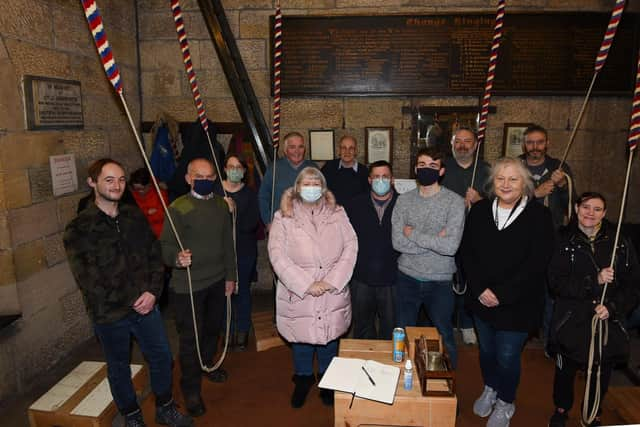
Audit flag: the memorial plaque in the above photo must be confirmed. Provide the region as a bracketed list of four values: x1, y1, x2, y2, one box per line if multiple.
[24, 76, 84, 130]
[274, 13, 638, 96]
[49, 154, 78, 197]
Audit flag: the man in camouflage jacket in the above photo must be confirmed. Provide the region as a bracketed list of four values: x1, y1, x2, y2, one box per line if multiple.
[64, 158, 191, 427]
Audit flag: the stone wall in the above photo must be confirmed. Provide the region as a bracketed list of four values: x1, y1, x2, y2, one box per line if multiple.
[139, 0, 640, 222]
[0, 0, 142, 400]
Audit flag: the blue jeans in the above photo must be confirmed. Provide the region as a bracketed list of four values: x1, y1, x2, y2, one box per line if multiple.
[291, 340, 338, 376]
[94, 307, 173, 415]
[474, 315, 528, 404]
[395, 272, 457, 368]
[455, 293, 474, 329]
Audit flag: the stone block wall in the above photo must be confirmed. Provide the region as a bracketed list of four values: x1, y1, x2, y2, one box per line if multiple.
[0, 0, 142, 401]
[139, 0, 640, 222]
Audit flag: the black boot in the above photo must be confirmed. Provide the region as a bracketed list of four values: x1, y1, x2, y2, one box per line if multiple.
[234, 332, 248, 352]
[291, 374, 315, 408]
[319, 388, 334, 406]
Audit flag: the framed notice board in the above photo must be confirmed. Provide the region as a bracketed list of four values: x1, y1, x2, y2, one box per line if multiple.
[272, 13, 638, 96]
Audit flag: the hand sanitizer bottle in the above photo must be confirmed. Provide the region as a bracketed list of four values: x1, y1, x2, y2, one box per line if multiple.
[403, 359, 413, 390]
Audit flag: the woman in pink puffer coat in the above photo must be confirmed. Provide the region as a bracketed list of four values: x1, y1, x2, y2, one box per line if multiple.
[268, 166, 358, 409]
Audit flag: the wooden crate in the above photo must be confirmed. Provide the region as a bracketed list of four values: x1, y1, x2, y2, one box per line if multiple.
[252, 311, 286, 352]
[28, 361, 148, 427]
[335, 339, 456, 427]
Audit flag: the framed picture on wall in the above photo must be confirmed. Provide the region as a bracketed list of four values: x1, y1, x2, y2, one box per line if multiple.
[309, 129, 335, 161]
[365, 127, 393, 164]
[502, 123, 531, 158]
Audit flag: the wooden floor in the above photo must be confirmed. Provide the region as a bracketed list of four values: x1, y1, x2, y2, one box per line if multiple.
[135, 339, 628, 427]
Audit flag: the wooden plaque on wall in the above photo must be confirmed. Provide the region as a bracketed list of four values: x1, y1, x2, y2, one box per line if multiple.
[273, 13, 638, 96]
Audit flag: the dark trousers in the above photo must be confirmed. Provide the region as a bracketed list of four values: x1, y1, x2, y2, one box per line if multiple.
[395, 271, 457, 368]
[474, 315, 528, 403]
[350, 279, 396, 340]
[553, 355, 612, 414]
[94, 307, 173, 415]
[172, 280, 225, 397]
[227, 255, 257, 334]
[292, 340, 338, 376]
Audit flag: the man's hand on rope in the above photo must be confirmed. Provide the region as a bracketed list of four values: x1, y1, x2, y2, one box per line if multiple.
[534, 180, 555, 198]
[597, 267, 614, 285]
[176, 249, 192, 268]
[225, 280, 236, 297]
[551, 169, 567, 188]
[465, 187, 482, 208]
[133, 291, 156, 315]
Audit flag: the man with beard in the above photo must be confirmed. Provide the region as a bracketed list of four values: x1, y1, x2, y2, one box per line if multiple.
[442, 127, 490, 345]
[518, 124, 574, 353]
[519, 124, 574, 229]
[64, 159, 192, 427]
[321, 135, 369, 206]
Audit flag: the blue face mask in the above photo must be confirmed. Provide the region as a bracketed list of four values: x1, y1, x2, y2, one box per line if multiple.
[226, 168, 244, 183]
[193, 179, 214, 196]
[371, 178, 391, 196]
[300, 185, 322, 203]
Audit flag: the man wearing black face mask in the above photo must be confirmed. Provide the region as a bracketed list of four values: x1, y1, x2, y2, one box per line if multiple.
[159, 158, 237, 417]
[391, 146, 465, 368]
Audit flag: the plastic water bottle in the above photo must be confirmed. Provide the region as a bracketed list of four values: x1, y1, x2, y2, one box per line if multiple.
[403, 359, 413, 390]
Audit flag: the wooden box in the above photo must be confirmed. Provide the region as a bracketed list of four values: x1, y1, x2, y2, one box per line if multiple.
[28, 361, 148, 427]
[334, 339, 456, 427]
[414, 336, 456, 397]
[405, 327, 442, 361]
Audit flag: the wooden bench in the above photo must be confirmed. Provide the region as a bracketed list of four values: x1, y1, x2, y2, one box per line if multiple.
[28, 361, 148, 427]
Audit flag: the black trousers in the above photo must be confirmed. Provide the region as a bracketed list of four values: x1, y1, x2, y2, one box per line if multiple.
[350, 279, 396, 340]
[172, 280, 225, 397]
[553, 354, 613, 414]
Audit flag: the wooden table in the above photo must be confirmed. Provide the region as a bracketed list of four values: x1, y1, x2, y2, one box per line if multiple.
[335, 339, 457, 427]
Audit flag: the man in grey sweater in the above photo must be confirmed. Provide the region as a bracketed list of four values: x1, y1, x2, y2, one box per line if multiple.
[391, 146, 465, 367]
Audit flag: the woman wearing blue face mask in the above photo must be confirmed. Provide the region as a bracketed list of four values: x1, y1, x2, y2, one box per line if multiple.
[222, 154, 259, 351]
[268, 167, 358, 408]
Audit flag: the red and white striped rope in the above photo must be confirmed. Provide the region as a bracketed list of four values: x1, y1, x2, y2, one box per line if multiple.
[477, 0, 505, 146]
[595, 0, 626, 73]
[272, 2, 283, 149]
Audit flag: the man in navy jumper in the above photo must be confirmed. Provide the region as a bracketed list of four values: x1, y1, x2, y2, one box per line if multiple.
[258, 132, 317, 229]
[321, 135, 369, 206]
[345, 160, 399, 339]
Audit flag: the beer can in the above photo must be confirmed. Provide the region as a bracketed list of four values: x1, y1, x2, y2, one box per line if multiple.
[392, 327, 405, 363]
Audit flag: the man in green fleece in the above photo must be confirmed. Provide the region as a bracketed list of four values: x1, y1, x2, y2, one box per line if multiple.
[160, 158, 237, 417]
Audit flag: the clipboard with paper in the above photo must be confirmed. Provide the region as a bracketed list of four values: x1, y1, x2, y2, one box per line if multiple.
[318, 357, 400, 405]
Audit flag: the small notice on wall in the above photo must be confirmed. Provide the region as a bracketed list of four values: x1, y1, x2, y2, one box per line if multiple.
[23, 75, 84, 130]
[50, 154, 78, 197]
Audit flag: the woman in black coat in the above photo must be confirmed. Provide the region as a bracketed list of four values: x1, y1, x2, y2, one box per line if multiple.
[461, 157, 555, 426]
[548, 192, 640, 427]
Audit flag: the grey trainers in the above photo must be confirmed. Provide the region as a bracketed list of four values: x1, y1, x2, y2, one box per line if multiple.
[125, 409, 147, 427]
[473, 385, 497, 417]
[155, 400, 193, 427]
[487, 398, 515, 427]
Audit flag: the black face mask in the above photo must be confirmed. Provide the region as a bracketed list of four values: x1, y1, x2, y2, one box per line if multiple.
[416, 167, 441, 186]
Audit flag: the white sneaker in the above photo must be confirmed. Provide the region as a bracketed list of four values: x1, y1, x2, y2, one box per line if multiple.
[487, 398, 515, 427]
[462, 328, 477, 345]
[473, 385, 497, 417]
